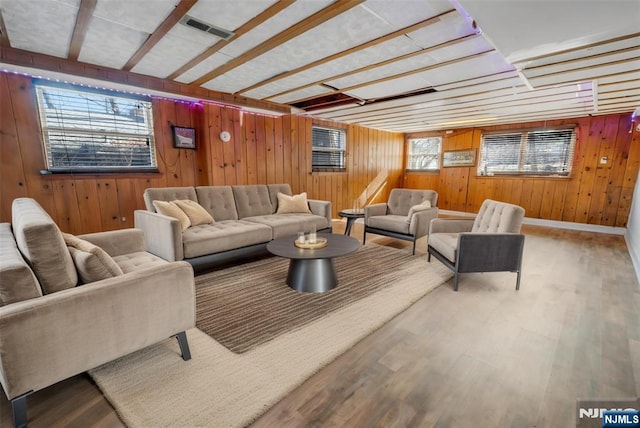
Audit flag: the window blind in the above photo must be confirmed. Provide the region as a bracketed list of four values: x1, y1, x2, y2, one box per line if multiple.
[312, 126, 346, 171]
[35, 82, 157, 173]
[478, 128, 576, 176]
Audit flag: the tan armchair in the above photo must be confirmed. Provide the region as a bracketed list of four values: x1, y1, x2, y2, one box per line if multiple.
[427, 199, 525, 291]
[363, 189, 439, 254]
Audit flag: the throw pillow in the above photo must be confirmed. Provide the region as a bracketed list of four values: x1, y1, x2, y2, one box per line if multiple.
[276, 192, 311, 214]
[407, 200, 432, 219]
[173, 199, 215, 226]
[63, 233, 123, 284]
[153, 200, 191, 231]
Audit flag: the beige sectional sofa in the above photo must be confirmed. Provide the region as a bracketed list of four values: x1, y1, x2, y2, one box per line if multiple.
[135, 183, 332, 271]
[0, 198, 195, 428]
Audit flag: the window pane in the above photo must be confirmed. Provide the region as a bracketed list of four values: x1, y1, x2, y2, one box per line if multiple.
[407, 137, 442, 170]
[524, 130, 574, 174]
[312, 126, 346, 171]
[36, 82, 156, 172]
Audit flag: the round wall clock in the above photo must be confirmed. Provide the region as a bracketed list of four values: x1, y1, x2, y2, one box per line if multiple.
[219, 131, 231, 142]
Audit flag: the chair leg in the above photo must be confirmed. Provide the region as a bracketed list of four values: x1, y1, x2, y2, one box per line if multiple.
[515, 270, 521, 291]
[12, 392, 30, 428]
[175, 331, 191, 361]
[412, 239, 416, 255]
[453, 271, 459, 292]
[362, 230, 367, 245]
[427, 249, 431, 262]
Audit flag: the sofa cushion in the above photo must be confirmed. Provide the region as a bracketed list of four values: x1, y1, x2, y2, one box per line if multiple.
[243, 214, 328, 239]
[0, 223, 43, 306]
[173, 200, 215, 226]
[367, 215, 410, 234]
[267, 184, 292, 211]
[152, 200, 191, 231]
[428, 232, 459, 263]
[12, 198, 78, 293]
[182, 221, 272, 258]
[232, 185, 273, 218]
[112, 251, 168, 274]
[64, 233, 124, 284]
[276, 192, 311, 214]
[196, 186, 238, 221]
[144, 187, 197, 211]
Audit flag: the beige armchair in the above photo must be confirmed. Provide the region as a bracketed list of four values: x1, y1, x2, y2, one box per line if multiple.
[363, 189, 439, 254]
[427, 199, 525, 291]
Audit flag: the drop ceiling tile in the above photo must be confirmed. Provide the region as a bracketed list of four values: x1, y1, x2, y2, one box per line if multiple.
[219, 0, 332, 58]
[131, 25, 222, 78]
[200, 56, 283, 93]
[93, 0, 177, 33]
[362, 0, 455, 27]
[270, 85, 333, 104]
[325, 51, 438, 90]
[244, 37, 422, 99]
[420, 51, 514, 86]
[174, 53, 235, 84]
[523, 48, 640, 78]
[404, 10, 474, 49]
[188, 0, 278, 32]
[346, 74, 433, 100]
[2, 0, 78, 58]
[254, 6, 395, 70]
[78, 17, 148, 69]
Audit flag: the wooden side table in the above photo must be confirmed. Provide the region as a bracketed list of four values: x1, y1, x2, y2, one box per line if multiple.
[338, 209, 365, 236]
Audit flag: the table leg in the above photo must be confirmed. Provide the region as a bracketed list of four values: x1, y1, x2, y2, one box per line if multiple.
[344, 217, 355, 235]
[287, 258, 338, 293]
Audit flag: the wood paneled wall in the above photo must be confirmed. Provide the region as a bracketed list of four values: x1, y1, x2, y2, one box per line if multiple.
[0, 72, 404, 234]
[404, 114, 640, 227]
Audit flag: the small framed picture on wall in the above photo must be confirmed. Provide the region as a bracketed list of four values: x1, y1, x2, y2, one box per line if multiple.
[172, 126, 196, 149]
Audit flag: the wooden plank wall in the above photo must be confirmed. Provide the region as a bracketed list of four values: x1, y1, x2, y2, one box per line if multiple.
[404, 114, 640, 227]
[0, 72, 404, 234]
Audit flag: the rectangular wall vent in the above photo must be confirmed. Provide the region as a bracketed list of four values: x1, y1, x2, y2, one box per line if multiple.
[179, 15, 234, 40]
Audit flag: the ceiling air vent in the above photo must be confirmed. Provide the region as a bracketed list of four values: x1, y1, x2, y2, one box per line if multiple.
[179, 15, 234, 40]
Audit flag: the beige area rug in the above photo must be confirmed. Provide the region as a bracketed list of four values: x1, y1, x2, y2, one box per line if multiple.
[89, 245, 452, 427]
[196, 244, 434, 353]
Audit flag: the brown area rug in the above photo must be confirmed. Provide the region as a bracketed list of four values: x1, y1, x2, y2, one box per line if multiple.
[195, 244, 422, 353]
[90, 245, 453, 427]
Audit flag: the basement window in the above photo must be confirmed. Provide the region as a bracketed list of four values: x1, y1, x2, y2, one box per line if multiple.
[478, 127, 576, 176]
[312, 125, 346, 172]
[406, 136, 442, 171]
[35, 81, 157, 173]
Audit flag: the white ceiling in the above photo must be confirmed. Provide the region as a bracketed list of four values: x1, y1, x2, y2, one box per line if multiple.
[1, 0, 638, 132]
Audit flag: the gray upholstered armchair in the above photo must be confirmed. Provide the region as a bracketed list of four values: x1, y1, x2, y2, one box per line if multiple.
[363, 188, 439, 254]
[427, 199, 525, 291]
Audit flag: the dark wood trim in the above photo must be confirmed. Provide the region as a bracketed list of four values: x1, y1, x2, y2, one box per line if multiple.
[68, 0, 97, 61]
[0, 45, 290, 113]
[123, 0, 198, 71]
[0, 8, 10, 47]
[167, 0, 295, 81]
[238, 9, 457, 96]
[190, 0, 366, 87]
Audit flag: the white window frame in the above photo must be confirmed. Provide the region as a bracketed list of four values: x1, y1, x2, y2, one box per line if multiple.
[35, 81, 157, 173]
[406, 136, 442, 171]
[311, 125, 347, 172]
[478, 127, 576, 177]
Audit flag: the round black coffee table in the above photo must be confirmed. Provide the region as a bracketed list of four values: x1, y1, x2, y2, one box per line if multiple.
[266, 233, 360, 293]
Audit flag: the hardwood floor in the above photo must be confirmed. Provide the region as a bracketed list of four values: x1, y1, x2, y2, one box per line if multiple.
[1, 222, 638, 427]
